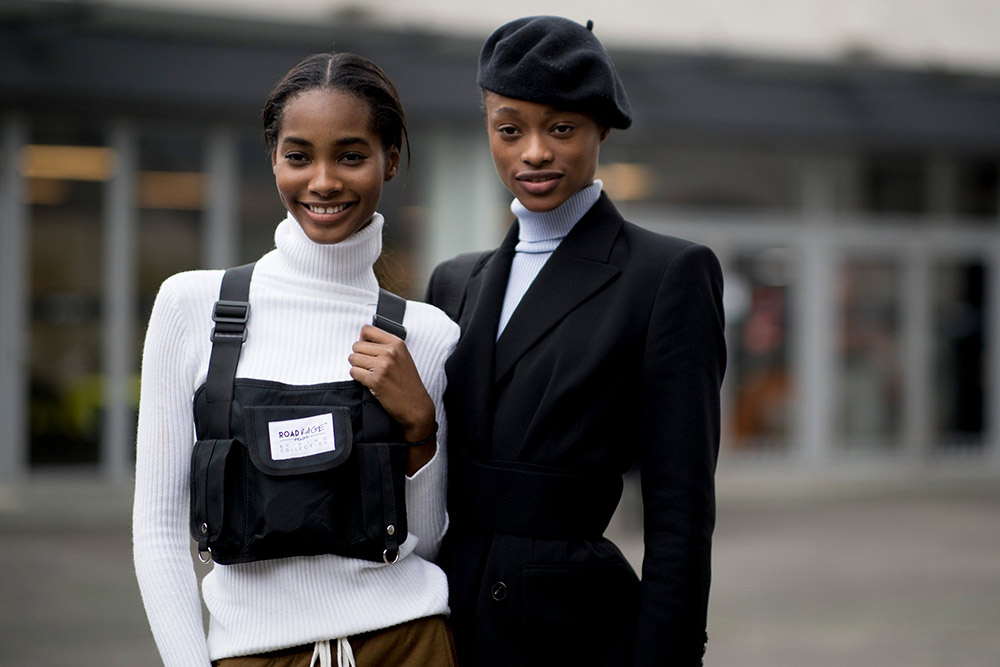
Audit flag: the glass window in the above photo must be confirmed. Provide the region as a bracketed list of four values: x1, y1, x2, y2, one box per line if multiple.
[860, 154, 927, 215]
[26, 121, 106, 466]
[598, 143, 802, 212]
[932, 262, 986, 449]
[835, 259, 904, 450]
[725, 249, 795, 453]
[956, 160, 999, 219]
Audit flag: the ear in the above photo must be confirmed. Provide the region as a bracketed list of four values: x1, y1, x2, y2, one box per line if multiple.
[271, 149, 278, 173]
[599, 126, 610, 142]
[384, 146, 401, 182]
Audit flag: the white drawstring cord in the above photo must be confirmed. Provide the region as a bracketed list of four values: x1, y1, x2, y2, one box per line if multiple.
[309, 640, 331, 667]
[308, 637, 355, 667]
[337, 637, 356, 667]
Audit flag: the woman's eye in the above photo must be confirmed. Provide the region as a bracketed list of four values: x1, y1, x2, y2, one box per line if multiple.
[552, 124, 574, 135]
[284, 152, 309, 163]
[497, 125, 520, 137]
[341, 152, 366, 164]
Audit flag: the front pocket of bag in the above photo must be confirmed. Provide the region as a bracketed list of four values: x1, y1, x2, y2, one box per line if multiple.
[239, 405, 363, 557]
[243, 405, 354, 475]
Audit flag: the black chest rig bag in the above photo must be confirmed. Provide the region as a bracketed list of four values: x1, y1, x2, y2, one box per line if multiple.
[189, 262, 411, 566]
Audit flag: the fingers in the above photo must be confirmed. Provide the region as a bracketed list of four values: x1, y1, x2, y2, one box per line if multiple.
[348, 363, 374, 383]
[348, 343, 399, 377]
[357, 323, 398, 344]
[348, 324, 435, 436]
[348, 347, 387, 373]
[351, 325, 403, 366]
[347, 354, 384, 391]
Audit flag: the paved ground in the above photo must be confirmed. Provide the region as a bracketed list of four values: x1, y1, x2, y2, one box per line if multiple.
[1, 464, 998, 666]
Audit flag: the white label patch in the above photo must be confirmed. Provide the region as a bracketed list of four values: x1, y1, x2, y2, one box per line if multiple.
[268, 413, 336, 461]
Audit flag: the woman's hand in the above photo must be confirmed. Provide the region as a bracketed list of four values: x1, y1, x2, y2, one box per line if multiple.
[348, 324, 437, 475]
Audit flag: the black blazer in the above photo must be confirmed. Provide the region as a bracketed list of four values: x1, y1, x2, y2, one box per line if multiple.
[426, 193, 726, 667]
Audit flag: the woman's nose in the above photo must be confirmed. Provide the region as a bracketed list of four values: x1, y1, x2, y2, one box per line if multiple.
[309, 163, 342, 196]
[521, 133, 553, 166]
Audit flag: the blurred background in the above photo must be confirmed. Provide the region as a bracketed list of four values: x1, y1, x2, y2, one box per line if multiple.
[0, 0, 998, 665]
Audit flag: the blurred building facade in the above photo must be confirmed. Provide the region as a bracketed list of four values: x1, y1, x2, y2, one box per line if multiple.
[1, 1, 999, 483]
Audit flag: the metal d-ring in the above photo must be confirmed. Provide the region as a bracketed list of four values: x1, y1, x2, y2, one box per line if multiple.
[382, 548, 399, 565]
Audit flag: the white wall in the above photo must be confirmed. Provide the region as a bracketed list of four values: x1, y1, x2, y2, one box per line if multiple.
[84, 0, 1000, 73]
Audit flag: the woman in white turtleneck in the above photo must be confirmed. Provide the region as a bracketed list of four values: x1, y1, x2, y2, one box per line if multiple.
[133, 53, 459, 667]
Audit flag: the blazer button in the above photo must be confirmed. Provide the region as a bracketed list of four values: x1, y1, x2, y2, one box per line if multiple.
[490, 581, 507, 601]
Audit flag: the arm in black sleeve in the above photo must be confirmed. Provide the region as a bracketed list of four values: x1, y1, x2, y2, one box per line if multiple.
[633, 243, 727, 666]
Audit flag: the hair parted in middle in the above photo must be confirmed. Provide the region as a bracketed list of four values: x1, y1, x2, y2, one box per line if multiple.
[262, 52, 410, 164]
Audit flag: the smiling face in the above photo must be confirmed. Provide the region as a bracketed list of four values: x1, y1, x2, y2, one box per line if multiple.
[271, 87, 399, 245]
[483, 91, 608, 212]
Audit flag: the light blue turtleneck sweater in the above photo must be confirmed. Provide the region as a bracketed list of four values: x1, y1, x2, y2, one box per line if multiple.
[497, 181, 603, 338]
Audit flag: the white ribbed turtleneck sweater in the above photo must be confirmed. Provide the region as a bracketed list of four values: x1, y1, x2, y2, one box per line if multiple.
[133, 213, 459, 665]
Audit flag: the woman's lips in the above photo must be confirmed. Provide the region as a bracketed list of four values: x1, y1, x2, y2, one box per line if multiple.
[301, 201, 355, 222]
[303, 202, 351, 215]
[516, 171, 562, 196]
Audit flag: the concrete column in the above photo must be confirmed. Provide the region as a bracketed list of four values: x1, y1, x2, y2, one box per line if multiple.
[0, 116, 29, 484]
[203, 127, 239, 269]
[794, 158, 837, 464]
[101, 121, 138, 484]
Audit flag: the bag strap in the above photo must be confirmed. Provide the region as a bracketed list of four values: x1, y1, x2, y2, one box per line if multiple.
[376, 444, 401, 564]
[373, 288, 406, 340]
[204, 262, 255, 440]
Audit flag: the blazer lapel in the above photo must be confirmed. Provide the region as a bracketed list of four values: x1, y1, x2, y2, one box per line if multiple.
[494, 194, 623, 382]
[444, 224, 518, 452]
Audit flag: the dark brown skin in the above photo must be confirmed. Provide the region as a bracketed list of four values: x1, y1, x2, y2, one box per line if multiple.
[348, 324, 437, 475]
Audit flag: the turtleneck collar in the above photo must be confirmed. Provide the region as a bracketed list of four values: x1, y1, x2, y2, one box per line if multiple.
[511, 180, 602, 251]
[262, 212, 382, 295]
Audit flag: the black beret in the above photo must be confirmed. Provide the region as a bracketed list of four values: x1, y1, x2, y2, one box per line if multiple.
[477, 16, 632, 129]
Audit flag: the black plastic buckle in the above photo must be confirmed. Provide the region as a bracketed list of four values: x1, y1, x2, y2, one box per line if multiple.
[211, 300, 250, 343]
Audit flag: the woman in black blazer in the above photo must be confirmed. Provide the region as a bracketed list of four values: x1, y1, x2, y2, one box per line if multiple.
[426, 16, 726, 667]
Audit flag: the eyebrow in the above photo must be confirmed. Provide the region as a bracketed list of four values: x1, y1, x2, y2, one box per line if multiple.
[491, 106, 521, 116]
[280, 135, 373, 148]
[491, 105, 565, 119]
